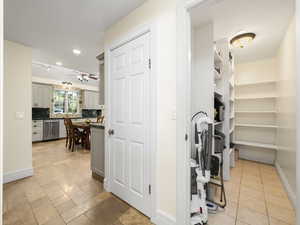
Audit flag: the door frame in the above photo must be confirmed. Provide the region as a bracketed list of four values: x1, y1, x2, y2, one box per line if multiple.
[104, 23, 157, 219]
[176, 0, 224, 224]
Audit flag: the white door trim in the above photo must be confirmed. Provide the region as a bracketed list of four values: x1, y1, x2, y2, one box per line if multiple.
[176, 0, 222, 224]
[0, 0, 3, 222]
[296, 0, 300, 223]
[104, 23, 157, 219]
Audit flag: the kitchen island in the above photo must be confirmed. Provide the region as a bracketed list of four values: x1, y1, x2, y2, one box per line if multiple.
[90, 123, 105, 181]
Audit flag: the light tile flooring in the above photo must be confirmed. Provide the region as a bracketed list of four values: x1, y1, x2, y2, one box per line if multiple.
[3, 140, 295, 225]
[3, 140, 152, 225]
[209, 159, 295, 225]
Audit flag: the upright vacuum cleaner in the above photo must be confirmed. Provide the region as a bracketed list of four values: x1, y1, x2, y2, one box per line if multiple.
[190, 111, 213, 225]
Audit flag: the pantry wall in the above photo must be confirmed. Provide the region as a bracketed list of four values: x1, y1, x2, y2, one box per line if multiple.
[234, 17, 296, 205]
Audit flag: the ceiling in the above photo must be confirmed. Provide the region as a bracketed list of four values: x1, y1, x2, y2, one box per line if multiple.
[191, 0, 295, 63]
[32, 62, 100, 87]
[4, 0, 146, 74]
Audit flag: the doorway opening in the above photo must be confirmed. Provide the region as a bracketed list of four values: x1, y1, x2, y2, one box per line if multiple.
[177, 0, 296, 224]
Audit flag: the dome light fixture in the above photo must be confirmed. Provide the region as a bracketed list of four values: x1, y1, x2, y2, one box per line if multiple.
[230, 32, 256, 48]
[73, 49, 81, 56]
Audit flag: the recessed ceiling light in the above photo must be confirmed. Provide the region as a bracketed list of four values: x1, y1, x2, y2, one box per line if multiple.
[56, 62, 63, 66]
[230, 32, 256, 48]
[73, 49, 81, 55]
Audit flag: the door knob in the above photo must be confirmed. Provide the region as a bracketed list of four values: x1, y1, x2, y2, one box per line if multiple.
[108, 129, 115, 136]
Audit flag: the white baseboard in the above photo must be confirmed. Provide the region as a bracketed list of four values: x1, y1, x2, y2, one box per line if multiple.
[151, 210, 176, 225]
[275, 162, 296, 208]
[93, 168, 104, 178]
[103, 178, 109, 192]
[3, 168, 34, 184]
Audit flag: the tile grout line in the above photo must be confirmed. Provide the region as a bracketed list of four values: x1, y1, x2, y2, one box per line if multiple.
[260, 166, 271, 225]
[234, 161, 244, 225]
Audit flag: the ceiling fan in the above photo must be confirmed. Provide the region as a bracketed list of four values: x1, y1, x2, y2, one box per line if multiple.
[77, 72, 99, 82]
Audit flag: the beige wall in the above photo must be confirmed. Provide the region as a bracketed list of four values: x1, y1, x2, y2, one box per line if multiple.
[276, 17, 296, 199]
[104, 0, 177, 219]
[4, 40, 32, 180]
[235, 58, 278, 84]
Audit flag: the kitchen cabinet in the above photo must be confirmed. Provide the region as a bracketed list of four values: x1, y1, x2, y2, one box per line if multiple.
[59, 120, 67, 138]
[32, 83, 52, 108]
[32, 120, 43, 142]
[90, 126, 105, 177]
[83, 90, 100, 109]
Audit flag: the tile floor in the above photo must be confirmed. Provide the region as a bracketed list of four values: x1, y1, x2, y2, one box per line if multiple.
[209, 159, 295, 225]
[3, 140, 153, 225]
[3, 140, 295, 225]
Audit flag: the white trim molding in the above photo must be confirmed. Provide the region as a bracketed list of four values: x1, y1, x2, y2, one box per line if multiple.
[275, 162, 296, 208]
[151, 210, 176, 225]
[3, 168, 34, 184]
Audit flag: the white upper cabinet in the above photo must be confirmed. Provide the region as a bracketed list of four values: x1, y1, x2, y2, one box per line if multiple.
[32, 83, 52, 108]
[83, 90, 100, 109]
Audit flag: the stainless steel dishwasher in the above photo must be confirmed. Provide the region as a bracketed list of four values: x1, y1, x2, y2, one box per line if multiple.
[43, 120, 60, 141]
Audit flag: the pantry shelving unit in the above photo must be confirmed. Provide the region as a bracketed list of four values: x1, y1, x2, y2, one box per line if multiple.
[214, 39, 236, 180]
[234, 69, 277, 164]
[191, 24, 236, 181]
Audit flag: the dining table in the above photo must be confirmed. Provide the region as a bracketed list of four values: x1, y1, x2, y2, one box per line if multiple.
[72, 122, 91, 150]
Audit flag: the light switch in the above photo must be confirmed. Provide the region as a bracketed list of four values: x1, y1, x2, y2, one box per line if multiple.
[16, 112, 25, 120]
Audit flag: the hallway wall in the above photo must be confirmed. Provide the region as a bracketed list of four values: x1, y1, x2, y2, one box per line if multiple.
[276, 17, 296, 204]
[3, 40, 33, 183]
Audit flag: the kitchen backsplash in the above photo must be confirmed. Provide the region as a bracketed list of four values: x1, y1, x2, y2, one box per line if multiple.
[32, 108, 50, 120]
[32, 108, 101, 120]
[82, 109, 101, 118]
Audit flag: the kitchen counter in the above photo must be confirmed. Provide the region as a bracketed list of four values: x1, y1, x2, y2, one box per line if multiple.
[90, 123, 105, 129]
[32, 117, 98, 121]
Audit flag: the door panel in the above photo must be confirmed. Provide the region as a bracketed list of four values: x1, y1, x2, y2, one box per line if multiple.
[110, 32, 151, 216]
[112, 138, 126, 186]
[129, 142, 144, 195]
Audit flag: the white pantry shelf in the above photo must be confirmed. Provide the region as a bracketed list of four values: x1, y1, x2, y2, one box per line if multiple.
[214, 69, 221, 80]
[235, 111, 277, 114]
[235, 124, 278, 129]
[214, 50, 223, 65]
[236, 80, 276, 87]
[235, 96, 277, 100]
[214, 90, 223, 97]
[214, 121, 223, 126]
[234, 141, 278, 150]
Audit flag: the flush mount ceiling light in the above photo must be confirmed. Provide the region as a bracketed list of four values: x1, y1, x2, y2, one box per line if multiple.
[73, 49, 81, 55]
[56, 62, 63, 66]
[230, 32, 256, 48]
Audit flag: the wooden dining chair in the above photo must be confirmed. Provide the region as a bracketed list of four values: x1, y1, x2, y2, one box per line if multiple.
[97, 115, 104, 123]
[63, 118, 70, 148]
[65, 118, 83, 152]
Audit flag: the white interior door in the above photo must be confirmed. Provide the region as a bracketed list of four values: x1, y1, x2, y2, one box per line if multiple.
[109, 32, 151, 216]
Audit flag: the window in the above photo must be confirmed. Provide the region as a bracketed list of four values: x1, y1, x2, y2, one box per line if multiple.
[52, 89, 81, 116]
